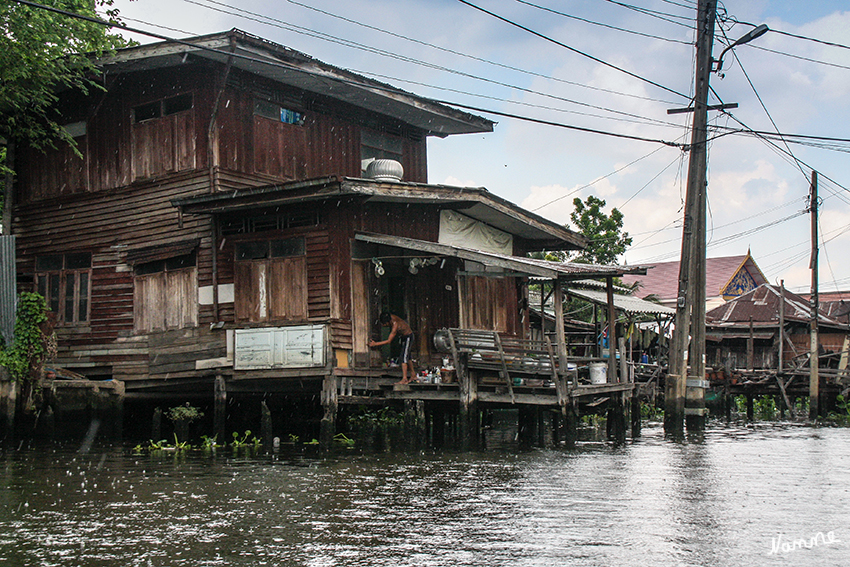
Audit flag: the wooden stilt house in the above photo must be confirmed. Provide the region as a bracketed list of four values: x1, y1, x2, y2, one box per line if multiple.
[9, 30, 646, 440]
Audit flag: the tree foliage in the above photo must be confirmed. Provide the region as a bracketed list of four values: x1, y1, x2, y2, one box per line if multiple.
[569, 195, 632, 265]
[0, 0, 128, 149]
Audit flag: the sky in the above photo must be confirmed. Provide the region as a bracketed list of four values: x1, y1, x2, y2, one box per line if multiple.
[105, 0, 850, 294]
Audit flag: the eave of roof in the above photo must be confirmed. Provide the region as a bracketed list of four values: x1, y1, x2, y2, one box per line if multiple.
[566, 288, 675, 316]
[354, 232, 645, 280]
[172, 176, 588, 251]
[97, 29, 494, 137]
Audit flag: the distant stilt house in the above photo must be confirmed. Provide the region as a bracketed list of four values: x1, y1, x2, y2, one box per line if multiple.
[621, 251, 767, 312]
[8, 30, 647, 443]
[705, 284, 848, 371]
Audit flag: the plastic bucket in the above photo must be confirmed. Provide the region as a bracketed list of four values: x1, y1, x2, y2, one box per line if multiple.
[589, 362, 607, 384]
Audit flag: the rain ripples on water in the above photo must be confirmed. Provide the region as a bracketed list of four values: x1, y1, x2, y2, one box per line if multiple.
[0, 422, 848, 566]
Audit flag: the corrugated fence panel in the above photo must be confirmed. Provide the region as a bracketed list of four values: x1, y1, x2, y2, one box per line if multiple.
[0, 235, 15, 347]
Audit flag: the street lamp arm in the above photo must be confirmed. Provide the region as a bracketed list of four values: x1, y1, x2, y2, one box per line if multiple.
[714, 24, 769, 73]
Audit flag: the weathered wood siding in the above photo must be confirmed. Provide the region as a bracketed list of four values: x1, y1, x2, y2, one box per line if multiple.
[13, 171, 215, 380]
[18, 66, 216, 201]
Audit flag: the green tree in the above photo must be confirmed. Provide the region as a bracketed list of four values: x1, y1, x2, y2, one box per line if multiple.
[1, 0, 129, 230]
[0, 0, 127, 149]
[569, 195, 632, 265]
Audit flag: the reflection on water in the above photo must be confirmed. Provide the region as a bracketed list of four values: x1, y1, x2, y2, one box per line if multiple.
[1, 421, 849, 566]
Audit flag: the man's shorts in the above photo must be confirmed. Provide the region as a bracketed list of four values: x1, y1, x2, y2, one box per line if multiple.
[399, 333, 414, 364]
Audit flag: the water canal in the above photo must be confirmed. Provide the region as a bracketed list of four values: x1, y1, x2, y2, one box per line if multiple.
[0, 420, 848, 566]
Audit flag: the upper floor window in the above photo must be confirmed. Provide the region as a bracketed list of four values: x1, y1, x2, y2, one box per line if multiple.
[361, 130, 403, 175]
[133, 93, 194, 123]
[254, 100, 306, 125]
[131, 93, 196, 180]
[35, 253, 91, 326]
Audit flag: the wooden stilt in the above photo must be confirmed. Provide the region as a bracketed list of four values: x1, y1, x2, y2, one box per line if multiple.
[564, 403, 578, 449]
[631, 391, 641, 438]
[319, 374, 338, 448]
[458, 354, 479, 450]
[261, 400, 273, 449]
[214, 375, 226, 442]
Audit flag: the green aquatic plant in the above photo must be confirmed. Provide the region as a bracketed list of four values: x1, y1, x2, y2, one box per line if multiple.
[333, 432, 356, 448]
[231, 430, 261, 449]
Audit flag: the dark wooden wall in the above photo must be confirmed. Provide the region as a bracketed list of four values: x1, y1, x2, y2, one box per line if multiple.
[11, 60, 448, 385]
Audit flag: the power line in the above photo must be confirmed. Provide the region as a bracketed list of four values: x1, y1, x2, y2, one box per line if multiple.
[457, 0, 691, 99]
[178, 0, 683, 128]
[514, 0, 693, 45]
[280, 0, 678, 105]
[601, 0, 696, 28]
[531, 145, 670, 212]
[355, 69, 686, 130]
[428, 99, 687, 148]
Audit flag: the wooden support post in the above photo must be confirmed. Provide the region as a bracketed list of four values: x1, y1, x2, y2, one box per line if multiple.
[748, 317, 754, 371]
[779, 281, 786, 370]
[214, 375, 226, 442]
[554, 280, 569, 383]
[403, 400, 426, 451]
[432, 406, 446, 448]
[631, 390, 641, 438]
[152, 406, 162, 442]
[0, 368, 17, 440]
[607, 394, 627, 444]
[619, 337, 627, 384]
[320, 374, 338, 448]
[746, 395, 754, 422]
[518, 406, 534, 447]
[564, 402, 578, 449]
[458, 354, 479, 450]
[261, 400, 273, 450]
[776, 375, 795, 419]
[606, 277, 617, 383]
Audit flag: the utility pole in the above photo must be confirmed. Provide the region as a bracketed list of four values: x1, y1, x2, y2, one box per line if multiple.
[809, 170, 819, 420]
[665, 0, 716, 436]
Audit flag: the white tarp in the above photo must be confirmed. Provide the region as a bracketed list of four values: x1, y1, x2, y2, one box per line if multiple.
[438, 210, 513, 255]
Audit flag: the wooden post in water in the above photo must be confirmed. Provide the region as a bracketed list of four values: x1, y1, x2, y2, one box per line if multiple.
[607, 393, 627, 444]
[319, 374, 338, 448]
[214, 375, 226, 442]
[564, 402, 578, 449]
[458, 353, 479, 450]
[631, 391, 641, 438]
[260, 400, 273, 449]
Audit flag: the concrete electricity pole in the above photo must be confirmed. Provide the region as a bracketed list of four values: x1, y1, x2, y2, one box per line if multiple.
[665, 0, 717, 436]
[664, 3, 768, 435]
[809, 170, 819, 420]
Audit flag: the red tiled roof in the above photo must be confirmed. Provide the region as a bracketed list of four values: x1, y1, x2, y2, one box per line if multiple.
[621, 254, 766, 302]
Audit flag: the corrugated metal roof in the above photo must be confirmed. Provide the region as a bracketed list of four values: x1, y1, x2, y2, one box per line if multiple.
[706, 284, 846, 329]
[0, 236, 15, 347]
[566, 288, 675, 315]
[174, 178, 588, 251]
[621, 253, 767, 303]
[354, 233, 646, 280]
[97, 29, 494, 137]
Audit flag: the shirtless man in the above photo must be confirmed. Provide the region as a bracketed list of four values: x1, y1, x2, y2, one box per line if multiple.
[369, 312, 415, 384]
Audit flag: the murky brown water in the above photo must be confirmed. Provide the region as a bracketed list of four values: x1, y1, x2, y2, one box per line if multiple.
[0, 420, 848, 566]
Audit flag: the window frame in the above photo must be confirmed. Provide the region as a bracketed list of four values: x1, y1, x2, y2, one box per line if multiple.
[35, 253, 92, 326]
[234, 236, 308, 324]
[133, 252, 198, 333]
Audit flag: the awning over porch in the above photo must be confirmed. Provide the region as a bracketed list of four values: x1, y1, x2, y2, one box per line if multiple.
[565, 288, 675, 316]
[354, 233, 647, 281]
